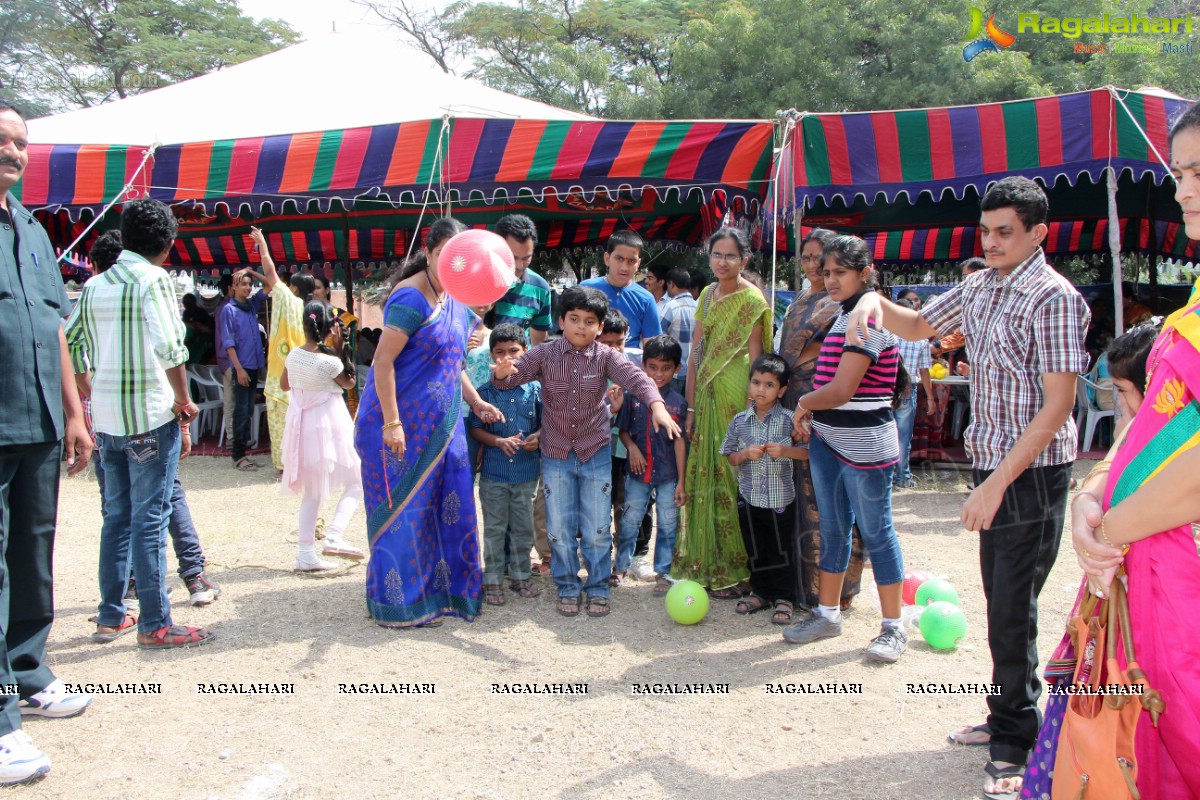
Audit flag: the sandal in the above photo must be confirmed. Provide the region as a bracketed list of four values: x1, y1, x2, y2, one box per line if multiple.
[508, 578, 542, 598]
[483, 584, 506, 606]
[90, 612, 138, 643]
[234, 456, 258, 472]
[710, 586, 747, 600]
[531, 556, 551, 576]
[586, 596, 610, 618]
[653, 576, 673, 595]
[947, 723, 991, 746]
[136, 625, 215, 650]
[771, 600, 794, 625]
[321, 542, 366, 560]
[735, 594, 769, 614]
[983, 761, 1023, 800]
[556, 596, 580, 617]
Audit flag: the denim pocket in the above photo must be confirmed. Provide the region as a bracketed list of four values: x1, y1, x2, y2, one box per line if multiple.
[124, 432, 160, 465]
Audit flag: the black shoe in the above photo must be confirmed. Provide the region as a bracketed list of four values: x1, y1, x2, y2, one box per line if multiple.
[184, 572, 222, 606]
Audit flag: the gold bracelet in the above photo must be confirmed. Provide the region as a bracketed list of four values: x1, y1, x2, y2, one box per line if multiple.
[382, 420, 402, 431]
[1083, 459, 1112, 485]
[1099, 514, 1130, 554]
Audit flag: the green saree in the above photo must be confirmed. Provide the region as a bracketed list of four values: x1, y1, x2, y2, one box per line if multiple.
[675, 285, 773, 589]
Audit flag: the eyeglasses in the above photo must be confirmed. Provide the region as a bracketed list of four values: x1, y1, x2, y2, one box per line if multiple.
[799, 254, 823, 263]
[709, 252, 744, 264]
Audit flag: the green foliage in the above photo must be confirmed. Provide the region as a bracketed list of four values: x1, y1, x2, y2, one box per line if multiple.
[6, 0, 300, 112]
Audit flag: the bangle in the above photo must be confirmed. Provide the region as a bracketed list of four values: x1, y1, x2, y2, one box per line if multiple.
[1099, 514, 1130, 554]
[382, 420, 402, 431]
[1083, 459, 1112, 485]
[173, 398, 190, 407]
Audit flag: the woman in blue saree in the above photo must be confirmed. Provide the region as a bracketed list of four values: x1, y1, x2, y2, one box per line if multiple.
[355, 218, 503, 628]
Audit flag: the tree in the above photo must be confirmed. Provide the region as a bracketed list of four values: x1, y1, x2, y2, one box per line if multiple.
[7, 0, 300, 113]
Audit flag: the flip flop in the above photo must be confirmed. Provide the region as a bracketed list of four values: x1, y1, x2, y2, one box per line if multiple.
[947, 723, 992, 746]
[90, 612, 138, 643]
[983, 760, 1023, 800]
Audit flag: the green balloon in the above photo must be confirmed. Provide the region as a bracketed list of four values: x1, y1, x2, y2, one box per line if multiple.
[919, 601, 968, 650]
[665, 580, 710, 625]
[915, 577, 960, 607]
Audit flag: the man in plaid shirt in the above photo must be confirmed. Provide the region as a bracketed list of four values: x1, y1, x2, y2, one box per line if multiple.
[846, 177, 1089, 798]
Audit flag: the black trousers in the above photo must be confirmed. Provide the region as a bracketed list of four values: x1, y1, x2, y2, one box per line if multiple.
[611, 456, 651, 558]
[973, 462, 1072, 766]
[0, 442, 61, 737]
[736, 497, 797, 604]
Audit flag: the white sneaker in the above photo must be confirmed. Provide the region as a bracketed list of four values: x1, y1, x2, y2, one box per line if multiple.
[630, 557, 656, 581]
[18, 680, 92, 719]
[294, 553, 338, 572]
[0, 730, 50, 785]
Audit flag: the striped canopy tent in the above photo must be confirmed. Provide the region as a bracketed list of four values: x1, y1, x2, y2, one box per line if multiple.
[779, 87, 1195, 328]
[15, 32, 774, 278]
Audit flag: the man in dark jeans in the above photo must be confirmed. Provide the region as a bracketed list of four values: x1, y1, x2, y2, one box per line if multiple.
[217, 268, 267, 471]
[847, 177, 1089, 799]
[0, 99, 95, 785]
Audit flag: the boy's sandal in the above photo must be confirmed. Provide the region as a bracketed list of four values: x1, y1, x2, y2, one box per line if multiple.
[136, 625, 216, 650]
[653, 576, 673, 595]
[735, 594, 769, 614]
[90, 612, 138, 643]
[234, 457, 258, 471]
[709, 586, 746, 600]
[586, 596, 610, 618]
[556, 596, 580, 617]
[483, 584, 506, 606]
[771, 600, 794, 625]
[508, 578, 542, 598]
[983, 761, 1023, 800]
[532, 557, 552, 576]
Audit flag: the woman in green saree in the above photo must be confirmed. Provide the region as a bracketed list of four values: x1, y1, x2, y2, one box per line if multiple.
[677, 228, 773, 596]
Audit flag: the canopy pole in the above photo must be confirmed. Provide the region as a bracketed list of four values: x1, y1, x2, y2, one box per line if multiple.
[1107, 168, 1124, 335]
[1146, 186, 1159, 304]
[341, 207, 354, 319]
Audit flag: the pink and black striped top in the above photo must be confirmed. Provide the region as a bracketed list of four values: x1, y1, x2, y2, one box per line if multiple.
[811, 294, 900, 468]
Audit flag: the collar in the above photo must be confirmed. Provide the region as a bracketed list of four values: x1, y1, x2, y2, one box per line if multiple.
[987, 248, 1045, 290]
[565, 338, 599, 356]
[840, 289, 870, 314]
[750, 401, 786, 423]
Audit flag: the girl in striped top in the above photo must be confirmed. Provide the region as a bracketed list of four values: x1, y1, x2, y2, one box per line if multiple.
[784, 236, 909, 664]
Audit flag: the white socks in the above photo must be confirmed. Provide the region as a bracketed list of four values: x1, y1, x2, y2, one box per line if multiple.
[817, 604, 842, 622]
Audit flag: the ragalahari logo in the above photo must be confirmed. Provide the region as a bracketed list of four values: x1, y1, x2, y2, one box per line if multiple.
[963, 7, 1016, 61]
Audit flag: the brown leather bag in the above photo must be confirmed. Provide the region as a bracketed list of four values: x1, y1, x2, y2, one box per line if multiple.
[1051, 579, 1166, 800]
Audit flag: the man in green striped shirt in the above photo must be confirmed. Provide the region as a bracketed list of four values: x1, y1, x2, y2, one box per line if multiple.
[65, 199, 214, 651]
[492, 215, 552, 346]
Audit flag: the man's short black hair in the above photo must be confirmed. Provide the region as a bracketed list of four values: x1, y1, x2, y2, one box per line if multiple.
[665, 267, 690, 291]
[602, 308, 629, 336]
[647, 262, 670, 282]
[0, 100, 24, 119]
[558, 286, 607, 322]
[120, 198, 178, 259]
[643, 334, 682, 366]
[960, 256, 987, 274]
[980, 176, 1048, 230]
[219, 273, 235, 294]
[89, 230, 123, 273]
[751, 353, 790, 386]
[489, 323, 527, 352]
[495, 214, 538, 245]
[605, 229, 644, 255]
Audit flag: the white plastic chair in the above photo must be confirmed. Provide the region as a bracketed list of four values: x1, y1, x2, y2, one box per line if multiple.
[187, 365, 225, 439]
[1075, 374, 1115, 452]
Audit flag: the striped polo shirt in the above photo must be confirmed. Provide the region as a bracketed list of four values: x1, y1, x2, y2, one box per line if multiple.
[493, 269, 552, 337]
[811, 293, 900, 468]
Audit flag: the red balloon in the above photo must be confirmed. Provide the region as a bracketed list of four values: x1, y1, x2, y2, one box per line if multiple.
[436, 229, 517, 307]
[902, 570, 932, 606]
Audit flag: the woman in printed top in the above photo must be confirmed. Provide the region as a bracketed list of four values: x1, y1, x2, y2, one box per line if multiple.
[783, 235, 909, 664]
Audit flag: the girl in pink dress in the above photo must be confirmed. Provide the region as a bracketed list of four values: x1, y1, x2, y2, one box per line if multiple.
[281, 302, 365, 571]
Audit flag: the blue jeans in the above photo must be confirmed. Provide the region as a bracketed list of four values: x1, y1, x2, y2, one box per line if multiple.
[808, 435, 904, 586]
[616, 476, 678, 576]
[96, 420, 181, 634]
[541, 447, 612, 599]
[894, 389, 917, 483]
[95, 460, 205, 580]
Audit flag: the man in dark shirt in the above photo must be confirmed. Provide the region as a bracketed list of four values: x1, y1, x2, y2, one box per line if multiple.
[0, 100, 94, 785]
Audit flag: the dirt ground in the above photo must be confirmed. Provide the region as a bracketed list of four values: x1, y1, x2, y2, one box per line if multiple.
[24, 455, 1096, 800]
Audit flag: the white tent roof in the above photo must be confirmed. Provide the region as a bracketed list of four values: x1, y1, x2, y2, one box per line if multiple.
[26, 32, 592, 146]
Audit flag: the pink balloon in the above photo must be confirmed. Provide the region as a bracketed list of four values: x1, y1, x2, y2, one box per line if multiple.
[437, 229, 517, 307]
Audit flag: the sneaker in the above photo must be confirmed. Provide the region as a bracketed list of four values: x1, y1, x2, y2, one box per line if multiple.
[18, 679, 92, 719]
[781, 612, 844, 645]
[0, 730, 50, 785]
[294, 553, 337, 572]
[865, 625, 909, 663]
[894, 476, 917, 490]
[122, 579, 174, 606]
[184, 572, 222, 606]
[630, 556, 656, 581]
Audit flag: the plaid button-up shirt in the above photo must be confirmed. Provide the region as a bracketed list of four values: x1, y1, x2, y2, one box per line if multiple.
[721, 403, 797, 510]
[921, 249, 1090, 470]
[661, 291, 697, 379]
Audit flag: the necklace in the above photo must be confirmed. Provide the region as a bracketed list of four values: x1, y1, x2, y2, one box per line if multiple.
[425, 268, 446, 308]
